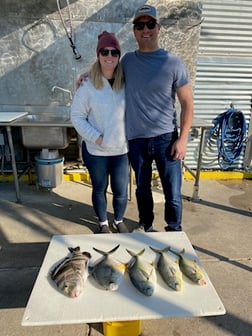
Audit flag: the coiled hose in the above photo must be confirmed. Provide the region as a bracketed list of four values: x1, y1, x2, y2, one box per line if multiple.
[211, 107, 247, 170]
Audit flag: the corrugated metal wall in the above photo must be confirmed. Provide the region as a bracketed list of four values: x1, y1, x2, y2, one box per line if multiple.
[185, 0, 252, 170]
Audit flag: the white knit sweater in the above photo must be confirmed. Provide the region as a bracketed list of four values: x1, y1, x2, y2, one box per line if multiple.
[71, 77, 128, 156]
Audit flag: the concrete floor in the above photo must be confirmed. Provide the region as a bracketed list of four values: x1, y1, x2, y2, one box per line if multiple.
[0, 177, 251, 336]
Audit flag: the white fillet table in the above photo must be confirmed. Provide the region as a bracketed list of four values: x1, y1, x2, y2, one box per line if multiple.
[22, 232, 225, 327]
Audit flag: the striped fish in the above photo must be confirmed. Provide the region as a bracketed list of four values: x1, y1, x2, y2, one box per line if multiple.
[51, 246, 91, 298]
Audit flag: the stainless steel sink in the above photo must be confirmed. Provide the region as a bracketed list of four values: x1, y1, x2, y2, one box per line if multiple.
[14, 113, 71, 126]
[13, 113, 72, 149]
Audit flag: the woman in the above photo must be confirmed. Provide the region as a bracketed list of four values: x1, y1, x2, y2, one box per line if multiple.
[71, 31, 129, 233]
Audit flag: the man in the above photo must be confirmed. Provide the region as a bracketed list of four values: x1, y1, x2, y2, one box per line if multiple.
[122, 5, 194, 232]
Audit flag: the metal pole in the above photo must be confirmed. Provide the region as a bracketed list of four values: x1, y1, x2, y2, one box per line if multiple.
[192, 127, 207, 201]
[6, 126, 21, 203]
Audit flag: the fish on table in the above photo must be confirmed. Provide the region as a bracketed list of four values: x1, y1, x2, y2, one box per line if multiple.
[149, 246, 183, 291]
[89, 244, 126, 291]
[50, 246, 91, 298]
[168, 247, 206, 286]
[126, 248, 156, 296]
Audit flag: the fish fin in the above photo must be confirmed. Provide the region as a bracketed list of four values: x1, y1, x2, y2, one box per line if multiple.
[149, 246, 160, 254]
[93, 244, 120, 256]
[150, 246, 171, 254]
[146, 266, 155, 280]
[126, 248, 145, 257]
[82, 251, 92, 259]
[68, 246, 80, 253]
[168, 246, 184, 257]
[108, 244, 120, 254]
[162, 246, 171, 253]
[167, 246, 177, 256]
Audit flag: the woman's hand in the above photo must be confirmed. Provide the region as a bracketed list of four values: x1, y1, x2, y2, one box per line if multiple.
[95, 135, 103, 145]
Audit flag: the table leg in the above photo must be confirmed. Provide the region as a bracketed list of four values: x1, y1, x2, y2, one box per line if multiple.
[6, 126, 21, 203]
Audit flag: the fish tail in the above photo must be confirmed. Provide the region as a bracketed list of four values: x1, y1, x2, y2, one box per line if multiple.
[68, 246, 81, 254]
[93, 244, 120, 256]
[126, 248, 145, 257]
[149, 246, 161, 254]
[168, 247, 184, 257]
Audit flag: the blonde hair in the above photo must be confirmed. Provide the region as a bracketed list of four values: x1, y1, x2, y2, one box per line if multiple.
[89, 60, 124, 90]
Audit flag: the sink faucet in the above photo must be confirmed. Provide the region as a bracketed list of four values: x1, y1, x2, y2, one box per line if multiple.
[52, 86, 73, 101]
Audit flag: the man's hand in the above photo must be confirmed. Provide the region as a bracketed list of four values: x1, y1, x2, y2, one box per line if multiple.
[76, 73, 88, 89]
[171, 137, 187, 160]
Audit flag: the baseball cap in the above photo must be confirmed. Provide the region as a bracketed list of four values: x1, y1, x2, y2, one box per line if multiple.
[133, 5, 158, 23]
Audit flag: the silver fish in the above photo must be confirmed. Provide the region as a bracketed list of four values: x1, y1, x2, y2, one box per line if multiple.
[126, 248, 156, 296]
[149, 246, 183, 291]
[168, 247, 206, 286]
[51, 246, 91, 298]
[90, 244, 125, 291]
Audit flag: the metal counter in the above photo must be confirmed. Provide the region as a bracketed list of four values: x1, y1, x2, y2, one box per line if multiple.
[1, 113, 212, 203]
[0, 112, 28, 202]
[0, 112, 71, 202]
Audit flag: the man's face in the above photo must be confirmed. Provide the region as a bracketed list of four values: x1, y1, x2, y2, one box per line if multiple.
[133, 15, 160, 51]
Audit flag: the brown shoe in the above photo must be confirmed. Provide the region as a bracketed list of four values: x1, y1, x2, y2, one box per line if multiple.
[98, 225, 110, 233]
[112, 221, 128, 233]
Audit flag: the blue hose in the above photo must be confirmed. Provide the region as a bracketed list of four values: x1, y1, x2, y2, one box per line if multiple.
[211, 107, 247, 170]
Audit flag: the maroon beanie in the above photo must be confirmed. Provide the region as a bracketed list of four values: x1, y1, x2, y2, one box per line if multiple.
[96, 31, 121, 57]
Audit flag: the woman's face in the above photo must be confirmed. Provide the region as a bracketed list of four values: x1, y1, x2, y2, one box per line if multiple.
[98, 47, 120, 73]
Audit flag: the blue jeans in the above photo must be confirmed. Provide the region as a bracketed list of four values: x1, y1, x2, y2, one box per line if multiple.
[128, 132, 182, 231]
[82, 142, 129, 222]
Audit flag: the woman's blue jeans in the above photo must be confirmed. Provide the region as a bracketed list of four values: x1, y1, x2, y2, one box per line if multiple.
[128, 132, 182, 231]
[82, 142, 129, 223]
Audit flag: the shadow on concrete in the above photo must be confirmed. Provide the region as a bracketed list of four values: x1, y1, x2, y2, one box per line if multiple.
[182, 195, 252, 218]
[193, 245, 251, 273]
[206, 313, 252, 336]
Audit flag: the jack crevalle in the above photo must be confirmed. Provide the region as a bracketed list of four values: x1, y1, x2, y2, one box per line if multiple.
[51, 246, 91, 298]
[126, 248, 156, 296]
[90, 244, 125, 291]
[149, 246, 183, 291]
[168, 247, 206, 286]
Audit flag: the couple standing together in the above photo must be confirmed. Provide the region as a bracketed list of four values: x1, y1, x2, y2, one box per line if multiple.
[71, 5, 194, 234]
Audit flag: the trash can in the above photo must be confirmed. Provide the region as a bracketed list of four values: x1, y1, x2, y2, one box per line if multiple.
[35, 154, 64, 189]
[103, 320, 142, 336]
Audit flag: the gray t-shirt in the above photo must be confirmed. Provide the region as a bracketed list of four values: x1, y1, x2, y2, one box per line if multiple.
[121, 49, 189, 140]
